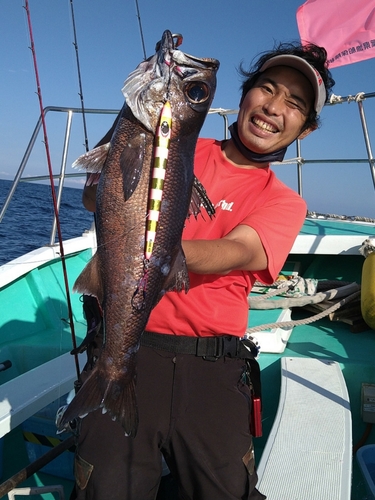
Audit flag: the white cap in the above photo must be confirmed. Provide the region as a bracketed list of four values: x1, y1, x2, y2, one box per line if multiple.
[260, 55, 326, 115]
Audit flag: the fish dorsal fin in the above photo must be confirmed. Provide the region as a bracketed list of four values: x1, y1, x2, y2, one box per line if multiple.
[120, 132, 147, 201]
[72, 143, 110, 173]
[72, 143, 111, 187]
[188, 176, 215, 220]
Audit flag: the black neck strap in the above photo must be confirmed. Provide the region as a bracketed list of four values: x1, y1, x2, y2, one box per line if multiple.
[228, 122, 287, 164]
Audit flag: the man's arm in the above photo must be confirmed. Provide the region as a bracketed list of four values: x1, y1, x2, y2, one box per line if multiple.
[182, 224, 267, 274]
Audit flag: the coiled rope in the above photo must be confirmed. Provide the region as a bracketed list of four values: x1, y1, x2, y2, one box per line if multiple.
[246, 279, 361, 335]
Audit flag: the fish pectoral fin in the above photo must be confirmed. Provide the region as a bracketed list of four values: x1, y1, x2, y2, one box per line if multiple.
[72, 143, 110, 173]
[188, 176, 215, 220]
[73, 253, 103, 304]
[158, 245, 189, 301]
[120, 133, 146, 201]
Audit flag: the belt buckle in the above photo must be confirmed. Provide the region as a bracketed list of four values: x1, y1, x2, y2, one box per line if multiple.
[222, 335, 238, 358]
[202, 336, 220, 361]
[202, 335, 238, 361]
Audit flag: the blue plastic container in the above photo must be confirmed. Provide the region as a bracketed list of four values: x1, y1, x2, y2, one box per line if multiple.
[357, 445, 375, 500]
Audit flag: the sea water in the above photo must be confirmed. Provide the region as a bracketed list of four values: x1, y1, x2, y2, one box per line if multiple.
[0, 178, 93, 266]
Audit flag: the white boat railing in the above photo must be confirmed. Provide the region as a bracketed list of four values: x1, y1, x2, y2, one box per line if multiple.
[292, 91, 375, 198]
[1, 92, 375, 242]
[0, 351, 85, 439]
[0, 106, 119, 245]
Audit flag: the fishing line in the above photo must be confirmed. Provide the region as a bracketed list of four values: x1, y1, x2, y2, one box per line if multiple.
[69, 0, 89, 152]
[23, 0, 80, 380]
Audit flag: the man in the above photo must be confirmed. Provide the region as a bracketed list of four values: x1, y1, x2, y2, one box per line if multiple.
[71, 42, 334, 500]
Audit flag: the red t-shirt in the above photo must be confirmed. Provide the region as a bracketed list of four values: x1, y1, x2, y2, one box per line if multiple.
[146, 138, 307, 337]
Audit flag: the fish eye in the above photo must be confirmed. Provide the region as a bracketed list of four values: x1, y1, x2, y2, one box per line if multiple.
[185, 82, 210, 103]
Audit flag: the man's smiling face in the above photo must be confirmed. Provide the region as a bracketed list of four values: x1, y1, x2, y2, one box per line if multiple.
[237, 65, 316, 155]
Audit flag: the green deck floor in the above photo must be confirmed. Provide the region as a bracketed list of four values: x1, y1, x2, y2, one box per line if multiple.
[1, 249, 374, 498]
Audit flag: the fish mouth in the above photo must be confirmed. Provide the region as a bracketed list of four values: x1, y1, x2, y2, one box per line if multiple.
[121, 30, 219, 133]
[156, 30, 176, 71]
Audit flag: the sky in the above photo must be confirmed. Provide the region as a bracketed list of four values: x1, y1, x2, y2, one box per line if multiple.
[1, 0, 375, 218]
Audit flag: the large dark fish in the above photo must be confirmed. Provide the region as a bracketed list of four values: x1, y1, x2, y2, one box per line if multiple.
[60, 31, 219, 436]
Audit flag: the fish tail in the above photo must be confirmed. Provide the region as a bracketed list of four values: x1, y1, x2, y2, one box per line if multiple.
[103, 378, 139, 437]
[59, 367, 139, 437]
[59, 368, 104, 426]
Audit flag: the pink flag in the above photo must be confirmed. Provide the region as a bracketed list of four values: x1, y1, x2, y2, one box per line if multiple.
[297, 0, 375, 68]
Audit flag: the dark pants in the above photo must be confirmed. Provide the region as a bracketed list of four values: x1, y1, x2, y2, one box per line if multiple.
[70, 345, 266, 500]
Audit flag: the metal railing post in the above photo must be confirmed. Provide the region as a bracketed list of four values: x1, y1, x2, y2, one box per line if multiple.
[296, 139, 303, 197]
[50, 110, 73, 245]
[0, 115, 43, 222]
[357, 99, 375, 190]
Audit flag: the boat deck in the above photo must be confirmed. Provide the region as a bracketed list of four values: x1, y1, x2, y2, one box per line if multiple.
[257, 357, 351, 500]
[256, 314, 375, 500]
[248, 249, 375, 500]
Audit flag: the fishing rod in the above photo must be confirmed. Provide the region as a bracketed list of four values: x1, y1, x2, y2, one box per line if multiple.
[23, 0, 80, 380]
[0, 435, 75, 497]
[134, 0, 147, 60]
[69, 0, 89, 152]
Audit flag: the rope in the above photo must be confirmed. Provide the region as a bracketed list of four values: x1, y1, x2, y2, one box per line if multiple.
[24, 0, 80, 380]
[69, 0, 89, 152]
[249, 282, 361, 310]
[329, 93, 343, 104]
[246, 290, 361, 335]
[329, 92, 366, 104]
[252, 280, 292, 299]
[355, 92, 366, 102]
[359, 238, 375, 258]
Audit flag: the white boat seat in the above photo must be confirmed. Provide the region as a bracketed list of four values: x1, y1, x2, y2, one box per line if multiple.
[0, 352, 85, 439]
[257, 357, 352, 499]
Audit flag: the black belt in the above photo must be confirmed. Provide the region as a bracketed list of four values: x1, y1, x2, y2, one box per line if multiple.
[141, 331, 257, 360]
